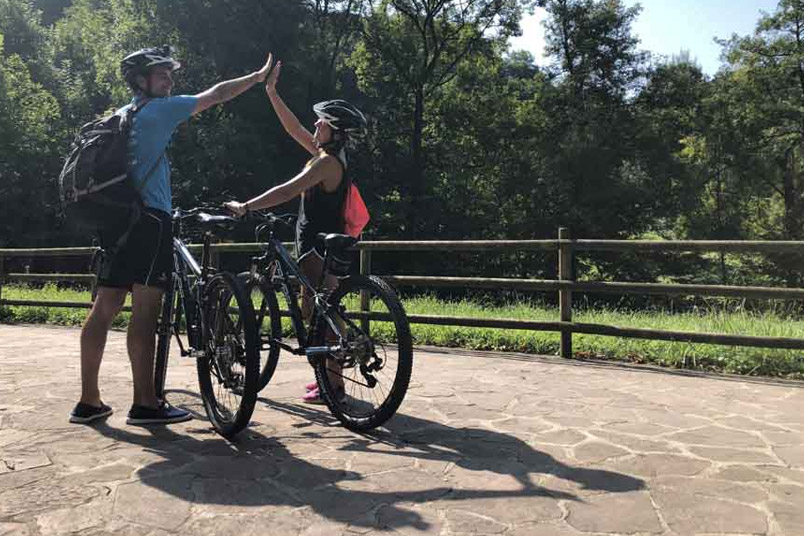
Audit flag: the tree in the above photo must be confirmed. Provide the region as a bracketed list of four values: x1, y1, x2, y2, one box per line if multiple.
[634, 56, 708, 231]
[719, 0, 804, 241]
[0, 33, 62, 246]
[353, 0, 527, 237]
[538, 0, 649, 238]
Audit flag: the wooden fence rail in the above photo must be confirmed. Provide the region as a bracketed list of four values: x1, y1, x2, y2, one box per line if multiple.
[1, 228, 803, 356]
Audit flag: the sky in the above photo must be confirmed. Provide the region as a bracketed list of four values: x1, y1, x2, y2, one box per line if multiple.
[509, 0, 781, 75]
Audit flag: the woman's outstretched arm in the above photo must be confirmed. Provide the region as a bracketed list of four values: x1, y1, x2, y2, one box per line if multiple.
[266, 60, 317, 156]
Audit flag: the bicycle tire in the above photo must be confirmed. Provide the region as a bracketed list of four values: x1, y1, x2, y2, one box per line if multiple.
[313, 274, 413, 432]
[197, 271, 260, 438]
[237, 271, 282, 392]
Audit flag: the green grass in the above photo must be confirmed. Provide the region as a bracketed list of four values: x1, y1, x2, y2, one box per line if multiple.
[0, 285, 132, 328]
[3, 284, 803, 378]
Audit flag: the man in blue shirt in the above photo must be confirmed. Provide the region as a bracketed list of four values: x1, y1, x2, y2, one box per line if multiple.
[70, 46, 274, 425]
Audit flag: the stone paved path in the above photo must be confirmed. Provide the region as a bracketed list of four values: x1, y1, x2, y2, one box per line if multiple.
[1, 324, 803, 535]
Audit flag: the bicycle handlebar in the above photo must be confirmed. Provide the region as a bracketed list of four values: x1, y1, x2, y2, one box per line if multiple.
[173, 206, 238, 222]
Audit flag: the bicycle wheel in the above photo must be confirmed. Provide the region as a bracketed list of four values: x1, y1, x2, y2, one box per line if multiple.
[197, 271, 260, 438]
[237, 271, 282, 392]
[154, 275, 178, 401]
[312, 274, 413, 432]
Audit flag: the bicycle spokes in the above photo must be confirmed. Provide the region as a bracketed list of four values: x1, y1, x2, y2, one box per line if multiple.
[313, 276, 412, 428]
[204, 281, 251, 423]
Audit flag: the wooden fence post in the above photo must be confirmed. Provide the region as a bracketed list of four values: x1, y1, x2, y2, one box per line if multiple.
[559, 227, 573, 358]
[360, 248, 371, 332]
[0, 254, 5, 305]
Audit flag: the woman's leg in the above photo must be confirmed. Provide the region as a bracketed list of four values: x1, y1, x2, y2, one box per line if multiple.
[299, 253, 344, 396]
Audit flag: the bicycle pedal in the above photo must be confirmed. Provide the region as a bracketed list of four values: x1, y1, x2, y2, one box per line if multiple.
[182, 349, 202, 359]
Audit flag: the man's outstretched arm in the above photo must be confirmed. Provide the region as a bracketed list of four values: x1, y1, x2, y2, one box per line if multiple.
[192, 53, 274, 115]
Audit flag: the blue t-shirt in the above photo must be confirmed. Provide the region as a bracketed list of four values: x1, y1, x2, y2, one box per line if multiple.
[126, 95, 198, 214]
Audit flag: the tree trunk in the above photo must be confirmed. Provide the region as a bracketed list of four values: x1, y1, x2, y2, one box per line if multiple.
[408, 85, 425, 238]
[783, 147, 799, 240]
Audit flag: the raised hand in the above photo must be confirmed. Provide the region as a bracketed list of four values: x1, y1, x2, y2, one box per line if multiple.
[254, 53, 274, 83]
[265, 60, 282, 94]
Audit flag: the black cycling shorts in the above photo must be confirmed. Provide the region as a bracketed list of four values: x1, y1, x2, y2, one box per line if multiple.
[97, 208, 173, 291]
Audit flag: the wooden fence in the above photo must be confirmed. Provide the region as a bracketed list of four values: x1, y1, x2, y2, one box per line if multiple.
[2, 228, 804, 357]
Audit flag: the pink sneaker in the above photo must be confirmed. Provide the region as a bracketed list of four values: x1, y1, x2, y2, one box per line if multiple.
[301, 387, 326, 405]
[305, 381, 318, 392]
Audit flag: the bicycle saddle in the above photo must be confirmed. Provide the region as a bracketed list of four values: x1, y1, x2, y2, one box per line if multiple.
[317, 233, 358, 252]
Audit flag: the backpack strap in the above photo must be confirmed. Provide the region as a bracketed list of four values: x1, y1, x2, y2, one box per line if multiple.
[135, 153, 165, 194]
[109, 99, 165, 250]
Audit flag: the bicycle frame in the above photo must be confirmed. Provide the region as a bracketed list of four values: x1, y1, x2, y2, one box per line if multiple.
[155, 225, 215, 399]
[255, 233, 347, 357]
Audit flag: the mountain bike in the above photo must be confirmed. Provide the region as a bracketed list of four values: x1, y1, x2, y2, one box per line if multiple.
[153, 207, 260, 438]
[238, 213, 412, 432]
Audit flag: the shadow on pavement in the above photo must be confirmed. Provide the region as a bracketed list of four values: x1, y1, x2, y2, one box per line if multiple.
[85, 390, 643, 531]
[262, 398, 646, 494]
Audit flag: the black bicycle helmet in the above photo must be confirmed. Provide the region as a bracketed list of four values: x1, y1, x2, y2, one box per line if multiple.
[313, 99, 367, 134]
[120, 45, 181, 86]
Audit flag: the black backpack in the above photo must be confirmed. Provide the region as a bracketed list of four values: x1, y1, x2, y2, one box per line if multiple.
[58, 100, 162, 248]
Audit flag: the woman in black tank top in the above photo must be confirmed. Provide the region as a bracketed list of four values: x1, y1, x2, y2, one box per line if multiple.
[225, 56, 367, 404]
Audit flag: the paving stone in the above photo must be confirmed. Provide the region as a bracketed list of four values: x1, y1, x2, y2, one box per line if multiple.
[490, 417, 553, 435]
[587, 429, 680, 454]
[0, 430, 36, 449]
[0, 477, 100, 518]
[35, 499, 113, 536]
[566, 491, 662, 533]
[717, 415, 790, 433]
[192, 477, 302, 513]
[769, 500, 804, 536]
[348, 451, 418, 475]
[532, 429, 586, 446]
[654, 475, 768, 504]
[113, 476, 195, 530]
[773, 445, 804, 468]
[711, 466, 777, 483]
[606, 453, 711, 478]
[627, 409, 713, 430]
[762, 431, 803, 446]
[0, 523, 30, 536]
[0, 452, 51, 473]
[505, 522, 584, 536]
[303, 482, 390, 526]
[602, 421, 674, 436]
[179, 511, 309, 536]
[668, 425, 766, 448]
[438, 492, 562, 525]
[761, 466, 804, 486]
[1, 325, 803, 536]
[689, 446, 780, 464]
[373, 503, 442, 535]
[652, 488, 768, 535]
[571, 440, 629, 463]
[443, 509, 507, 534]
[766, 483, 804, 505]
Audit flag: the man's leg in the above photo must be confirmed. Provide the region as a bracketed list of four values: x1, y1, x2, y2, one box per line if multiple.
[127, 283, 163, 408]
[79, 286, 127, 406]
[125, 283, 191, 424]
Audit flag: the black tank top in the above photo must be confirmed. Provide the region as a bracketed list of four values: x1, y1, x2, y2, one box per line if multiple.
[296, 151, 349, 245]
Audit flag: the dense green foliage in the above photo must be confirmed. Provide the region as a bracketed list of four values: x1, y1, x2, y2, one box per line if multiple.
[1, 0, 803, 289]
